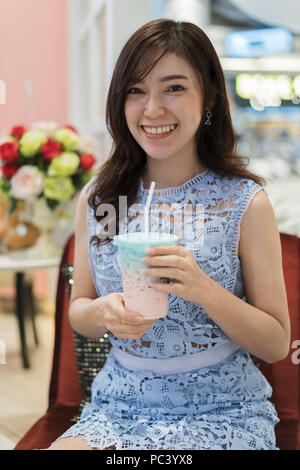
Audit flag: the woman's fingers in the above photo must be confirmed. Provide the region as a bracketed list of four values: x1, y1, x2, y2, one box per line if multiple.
[108, 300, 142, 324]
[105, 293, 158, 339]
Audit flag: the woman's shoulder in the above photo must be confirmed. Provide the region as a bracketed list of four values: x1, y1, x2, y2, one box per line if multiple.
[75, 176, 98, 219]
[230, 174, 269, 223]
[78, 176, 99, 211]
[208, 170, 264, 194]
[84, 175, 97, 196]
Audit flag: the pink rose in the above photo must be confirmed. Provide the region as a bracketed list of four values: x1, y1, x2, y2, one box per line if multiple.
[11, 165, 44, 201]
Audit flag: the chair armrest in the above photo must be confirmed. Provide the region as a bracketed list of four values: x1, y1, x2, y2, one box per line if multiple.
[61, 263, 112, 423]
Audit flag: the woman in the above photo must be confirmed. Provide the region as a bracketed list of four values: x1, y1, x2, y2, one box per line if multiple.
[48, 19, 290, 450]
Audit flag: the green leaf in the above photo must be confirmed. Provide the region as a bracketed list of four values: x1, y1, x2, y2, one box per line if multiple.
[8, 198, 18, 215]
[0, 178, 11, 192]
[45, 198, 60, 211]
[72, 170, 94, 189]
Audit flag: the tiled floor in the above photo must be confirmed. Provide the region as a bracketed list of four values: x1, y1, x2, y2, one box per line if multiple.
[0, 311, 54, 450]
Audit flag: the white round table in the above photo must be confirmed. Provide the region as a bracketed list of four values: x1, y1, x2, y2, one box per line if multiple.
[0, 249, 61, 368]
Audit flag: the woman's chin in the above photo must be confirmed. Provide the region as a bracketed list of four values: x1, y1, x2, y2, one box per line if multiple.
[145, 154, 174, 162]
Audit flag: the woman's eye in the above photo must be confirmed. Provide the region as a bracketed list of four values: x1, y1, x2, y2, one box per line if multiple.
[127, 85, 184, 94]
[168, 85, 184, 92]
[127, 87, 142, 94]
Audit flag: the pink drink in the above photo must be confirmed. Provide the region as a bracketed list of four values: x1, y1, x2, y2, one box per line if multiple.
[113, 232, 178, 319]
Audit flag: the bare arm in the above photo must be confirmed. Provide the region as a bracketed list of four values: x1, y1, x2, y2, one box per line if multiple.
[68, 181, 108, 338]
[69, 181, 159, 340]
[199, 189, 291, 364]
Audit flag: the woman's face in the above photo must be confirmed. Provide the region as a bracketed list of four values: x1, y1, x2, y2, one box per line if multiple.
[124, 52, 204, 162]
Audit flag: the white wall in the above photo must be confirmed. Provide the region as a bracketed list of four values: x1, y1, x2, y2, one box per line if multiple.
[68, 0, 160, 162]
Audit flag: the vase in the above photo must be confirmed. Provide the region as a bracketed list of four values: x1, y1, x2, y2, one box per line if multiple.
[18, 195, 78, 258]
[0, 200, 40, 252]
[0, 195, 78, 258]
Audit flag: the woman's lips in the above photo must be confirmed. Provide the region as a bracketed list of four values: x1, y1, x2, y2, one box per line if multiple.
[141, 124, 178, 140]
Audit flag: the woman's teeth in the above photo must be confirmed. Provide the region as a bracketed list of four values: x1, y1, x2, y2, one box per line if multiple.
[142, 124, 178, 135]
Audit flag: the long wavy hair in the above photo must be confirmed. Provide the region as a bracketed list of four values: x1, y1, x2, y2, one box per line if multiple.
[89, 18, 266, 247]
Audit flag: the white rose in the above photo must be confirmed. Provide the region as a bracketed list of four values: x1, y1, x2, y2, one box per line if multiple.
[32, 121, 59, 138]
[29, 197, 62, 231]
[78, 133, 99, 154]
[11, 166, 44, 201]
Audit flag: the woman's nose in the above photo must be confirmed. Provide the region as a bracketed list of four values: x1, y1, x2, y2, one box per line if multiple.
[143, 95, 164, 118]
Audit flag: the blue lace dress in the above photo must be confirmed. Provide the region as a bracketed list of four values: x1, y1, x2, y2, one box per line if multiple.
[55, 169, 279, 450]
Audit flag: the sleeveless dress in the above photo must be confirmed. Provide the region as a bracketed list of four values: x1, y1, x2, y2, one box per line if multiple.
[54, 168, 279, 450]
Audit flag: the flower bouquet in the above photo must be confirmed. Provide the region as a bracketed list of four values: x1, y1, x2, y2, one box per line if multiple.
[0, 122, 97, 256]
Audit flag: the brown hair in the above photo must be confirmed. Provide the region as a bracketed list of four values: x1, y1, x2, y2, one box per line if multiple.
[89, 18, 266, 247]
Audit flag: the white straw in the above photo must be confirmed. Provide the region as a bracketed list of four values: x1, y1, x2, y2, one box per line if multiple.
[144, 181, 156, 234]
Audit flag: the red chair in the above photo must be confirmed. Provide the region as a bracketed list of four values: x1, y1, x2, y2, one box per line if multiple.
[14, 234, 85, 450]
[259, 233, 300, 450]
[14, 233, 300, 450]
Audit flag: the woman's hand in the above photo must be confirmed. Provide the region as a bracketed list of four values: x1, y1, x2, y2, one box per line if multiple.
[93, 292, 157, 340]
[141, 244, 212, 304]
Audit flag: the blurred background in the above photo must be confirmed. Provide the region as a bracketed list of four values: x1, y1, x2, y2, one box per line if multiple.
[0, 0, 299, 449]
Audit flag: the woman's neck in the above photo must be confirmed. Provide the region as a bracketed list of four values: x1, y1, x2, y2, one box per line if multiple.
[142, 162, 206, 190]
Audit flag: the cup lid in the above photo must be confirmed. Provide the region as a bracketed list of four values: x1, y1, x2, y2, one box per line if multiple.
[113, 232, 178, 246]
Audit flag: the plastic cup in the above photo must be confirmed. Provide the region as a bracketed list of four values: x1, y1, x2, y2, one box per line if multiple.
[113, 232, 179, 319]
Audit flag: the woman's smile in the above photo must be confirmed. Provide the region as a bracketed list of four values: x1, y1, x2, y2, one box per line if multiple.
[141, 124, 178, 139]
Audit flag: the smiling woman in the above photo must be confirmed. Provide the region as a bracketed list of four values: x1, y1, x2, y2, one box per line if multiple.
[46, 18, 290, 451]
[124, 52, 204, 170]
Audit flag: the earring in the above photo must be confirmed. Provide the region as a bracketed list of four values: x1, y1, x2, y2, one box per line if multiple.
[204, 110, 212, 126]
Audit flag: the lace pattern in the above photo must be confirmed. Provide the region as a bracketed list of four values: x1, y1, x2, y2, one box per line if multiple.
[55, 348, 279, 450]
[87, 170, 265, 359]
[53, 169, 279, 450]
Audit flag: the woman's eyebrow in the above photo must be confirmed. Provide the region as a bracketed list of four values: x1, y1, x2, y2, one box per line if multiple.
[137, 74, 189, 84]
[159, 74, 189, 82]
